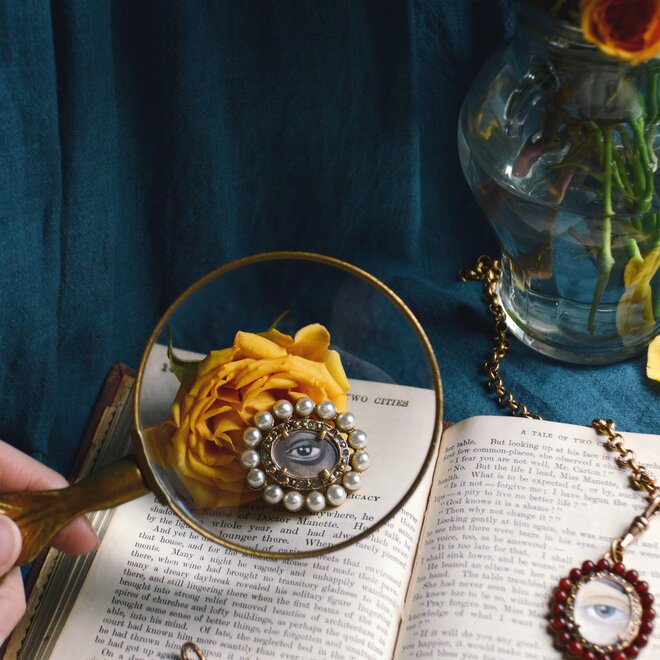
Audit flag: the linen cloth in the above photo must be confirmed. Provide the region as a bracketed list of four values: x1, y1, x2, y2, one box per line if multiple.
[0, 1, 657, 476]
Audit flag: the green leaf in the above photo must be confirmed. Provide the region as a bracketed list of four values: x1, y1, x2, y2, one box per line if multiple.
[167, 327, 202, 384]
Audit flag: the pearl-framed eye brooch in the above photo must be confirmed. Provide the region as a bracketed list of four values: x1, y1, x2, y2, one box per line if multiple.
[240, 398, 369, 513]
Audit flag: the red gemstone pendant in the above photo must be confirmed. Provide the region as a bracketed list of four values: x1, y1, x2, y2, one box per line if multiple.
[548, 560, 654, 658]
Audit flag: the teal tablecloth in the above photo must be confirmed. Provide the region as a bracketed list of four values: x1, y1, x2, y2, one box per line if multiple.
[0, 1, 657, 476]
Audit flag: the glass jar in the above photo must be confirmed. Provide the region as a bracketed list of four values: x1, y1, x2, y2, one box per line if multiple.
[458, 1, 660, 364]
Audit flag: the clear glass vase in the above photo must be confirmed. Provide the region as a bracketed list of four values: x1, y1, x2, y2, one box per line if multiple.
[458, 2, 660, 364]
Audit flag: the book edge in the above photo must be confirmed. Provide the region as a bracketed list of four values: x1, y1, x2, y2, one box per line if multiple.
[1, 365, 136, 659]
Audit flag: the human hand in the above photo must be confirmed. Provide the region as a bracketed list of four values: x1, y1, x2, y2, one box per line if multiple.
[0, 440, 98, 645]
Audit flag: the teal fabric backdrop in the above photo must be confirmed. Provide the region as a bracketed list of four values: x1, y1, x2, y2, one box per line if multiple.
[0, 1, 657, 476]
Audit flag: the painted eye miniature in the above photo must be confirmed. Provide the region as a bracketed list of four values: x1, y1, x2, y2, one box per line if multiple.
[241, 398, 369, 513]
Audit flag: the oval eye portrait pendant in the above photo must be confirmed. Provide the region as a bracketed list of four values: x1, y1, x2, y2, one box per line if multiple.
[240, 398, 369, 513]
[548, 559, 655, 659]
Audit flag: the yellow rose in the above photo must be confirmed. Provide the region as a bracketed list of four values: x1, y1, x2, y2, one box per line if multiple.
[144, 324, 350, 508]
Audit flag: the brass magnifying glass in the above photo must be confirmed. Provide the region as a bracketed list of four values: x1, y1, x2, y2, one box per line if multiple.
[0, 252, 442, 564]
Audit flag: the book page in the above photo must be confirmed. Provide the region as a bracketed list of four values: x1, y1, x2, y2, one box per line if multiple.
[4, 375, 136, 660]
[48, 484, 429, 660]
[395, 416, 660, 659]
[47, 377, 437, 660]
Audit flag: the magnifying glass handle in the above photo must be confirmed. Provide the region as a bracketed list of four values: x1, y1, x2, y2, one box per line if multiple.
[0, 456, 150, 566]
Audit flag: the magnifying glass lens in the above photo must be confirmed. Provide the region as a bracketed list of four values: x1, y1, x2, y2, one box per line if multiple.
[136, 255, 441, 558]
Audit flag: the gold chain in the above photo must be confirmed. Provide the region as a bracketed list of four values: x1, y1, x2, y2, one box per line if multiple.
[591, 418, 657, 497]
[460, 255, 658, 501]
[180, 642, 206, 660]
[459, 255, 541, 420]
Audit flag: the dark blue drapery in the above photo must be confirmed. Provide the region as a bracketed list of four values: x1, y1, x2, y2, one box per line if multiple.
[0, 1, 656, 476]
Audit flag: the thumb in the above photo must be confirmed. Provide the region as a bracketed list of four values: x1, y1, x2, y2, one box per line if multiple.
[0, 515, 22, 576]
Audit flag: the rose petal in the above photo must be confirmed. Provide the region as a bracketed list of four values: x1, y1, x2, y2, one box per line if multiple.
[617, 248, 660, 337]
[234, 358, 287, 389]
[196, 348, 238, 378]
[648, 336, 660, 382]
[259, 328, 295, 348]
[234, 331, 288, 359]
[290, 324, 331, 361]
[325, 349, 350, 394]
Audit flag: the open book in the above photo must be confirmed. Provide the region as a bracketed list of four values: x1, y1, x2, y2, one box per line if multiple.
[5, 356, 660, 659]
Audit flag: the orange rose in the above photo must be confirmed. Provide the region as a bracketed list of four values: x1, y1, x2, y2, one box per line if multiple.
[144, 324, 350, 508]
[581, 0, 660, 64]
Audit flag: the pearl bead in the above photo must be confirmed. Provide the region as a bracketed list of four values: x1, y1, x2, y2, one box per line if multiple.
[335, 411, 356, 432]
[283, 491, 304, 512]
[352, 449, 370, 472]
[348, 429, 368, 450]
[263, 484, 284, 504]
[246, 468, 266, 489]
[243, 426, 262, 448]
[240, 449, 260, 469]
[343, 471, 362, 491]
[294, 397, 315, 417]
[254, 410, 274, 431]
[316, 400, 337, 420]
[273, 399, 294, 420]
[326, 484, 347, 506]
[306, 491, 326, 512]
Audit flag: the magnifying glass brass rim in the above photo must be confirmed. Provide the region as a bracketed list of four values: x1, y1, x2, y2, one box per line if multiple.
[134, 250, 443, 559]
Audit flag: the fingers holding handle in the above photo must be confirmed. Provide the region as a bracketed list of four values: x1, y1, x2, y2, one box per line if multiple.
[0, 515, 25, 646]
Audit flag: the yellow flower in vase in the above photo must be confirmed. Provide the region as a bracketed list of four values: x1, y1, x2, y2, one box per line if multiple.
[648, 335, 660, 381]
[616, 247, 660, 339]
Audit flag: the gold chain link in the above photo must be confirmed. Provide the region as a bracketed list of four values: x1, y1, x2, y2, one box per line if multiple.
[591, 418, 657, 498]
[180, 642, 206, 660]
[460, 255, 658, 502]
[459, 255, 541, 420]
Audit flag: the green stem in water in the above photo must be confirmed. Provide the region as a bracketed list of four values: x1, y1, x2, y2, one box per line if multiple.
[631, 118, 653, 211]
[623, 236, 642, 262]
[652, 214, 660, 249]
[612, 149, 634, 200]
[631, 216, 644, 232]
[588, 127, 615, 334]
[635, 212, 658, 255]
[611, 160, 628, 195]
[568, 227, 599, 263]
[588, 122, 635, 206]
[632, 119, 657, 241]
[603, 128, 614, 217]
[646, 130, 658, 173]
[618, 217, 645, 257]
[589, 121, 605, 162]
[617, 126, 647, 208]
[648, 72, 659, 124]
[588, 218, 615, 334]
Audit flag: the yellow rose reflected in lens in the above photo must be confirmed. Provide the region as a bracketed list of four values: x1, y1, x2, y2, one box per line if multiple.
[143, 324, 350, 508]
